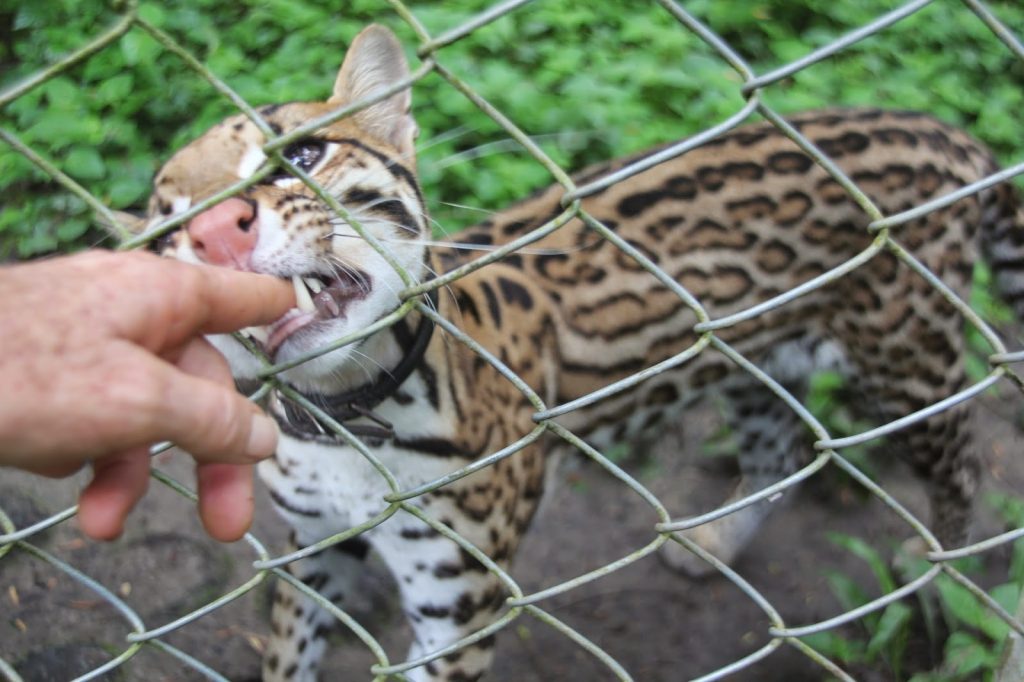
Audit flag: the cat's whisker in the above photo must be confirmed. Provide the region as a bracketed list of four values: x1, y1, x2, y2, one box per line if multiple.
[419, 210, 464, 240]
[328, 211, 420, 237]
[322, 230, 580, 256]
[405, 124, 480, 161]
[349, 347, 395, 382]
[329, 351, 374, 385]
[426, 130, 598, 170]
[321, 252, 360, 284]
[420, 269, 458, 320]
[325, 254, 371, 295]
[430, 200, 501, 216]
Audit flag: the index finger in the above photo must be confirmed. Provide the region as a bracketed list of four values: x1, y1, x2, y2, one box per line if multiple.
[156, 260, 296, 347]
[80, 251, 296, 351]
[189, 264, 297, 335]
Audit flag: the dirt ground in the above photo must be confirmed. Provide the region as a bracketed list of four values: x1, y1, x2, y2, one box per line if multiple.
[2, 386, 1023, 682]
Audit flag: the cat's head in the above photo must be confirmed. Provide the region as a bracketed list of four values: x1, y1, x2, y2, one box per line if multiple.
[122, 25, 425, 390]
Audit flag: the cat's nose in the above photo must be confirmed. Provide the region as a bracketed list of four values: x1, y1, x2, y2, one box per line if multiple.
[187, 197, 259, 269]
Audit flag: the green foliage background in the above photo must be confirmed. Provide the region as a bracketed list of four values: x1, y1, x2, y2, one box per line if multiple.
[1, 0, 1022, 258]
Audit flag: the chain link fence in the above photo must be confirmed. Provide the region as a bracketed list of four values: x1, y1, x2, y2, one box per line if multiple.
[2, 0, 1024, 679]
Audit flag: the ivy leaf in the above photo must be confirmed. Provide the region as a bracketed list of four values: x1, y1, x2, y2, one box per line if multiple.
[802, 631, 865, 664]
[96, 74, 134, 105]
[865, 601, 912, 660]
[107, 177, 149, 208]
[56, 217, 90, 241]
[65, 147, 106, 181]
[944, 632, 1000, 676]
[827, 533, 897, 593]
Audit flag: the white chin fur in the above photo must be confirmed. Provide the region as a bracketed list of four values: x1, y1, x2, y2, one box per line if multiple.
[208, 331, 357, 389]
[207, 334, 266, 380]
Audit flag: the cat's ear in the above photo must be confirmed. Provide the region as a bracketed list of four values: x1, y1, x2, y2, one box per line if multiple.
[330, 25, 418, 158]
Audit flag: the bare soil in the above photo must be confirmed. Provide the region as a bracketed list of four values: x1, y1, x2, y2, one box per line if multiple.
[2, 388, 1023, 681]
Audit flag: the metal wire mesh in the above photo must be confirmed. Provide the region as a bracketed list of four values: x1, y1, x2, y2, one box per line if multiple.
[2, 0, 1024, 680]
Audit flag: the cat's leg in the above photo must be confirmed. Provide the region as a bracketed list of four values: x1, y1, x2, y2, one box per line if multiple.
[830, 290, 979, 553]
[263, 534, 370, 682]
[661, 375, 812, 576]
[373, 517, 509, 682]
[893, 408, 978, 551]
[846, 362, 978, 554]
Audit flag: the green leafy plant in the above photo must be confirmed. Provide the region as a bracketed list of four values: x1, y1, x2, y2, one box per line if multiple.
[900, 523, 1021, 682]
[804, 494, 1024, 681]
[804, 369, 877, 478]
[2, 0, 1022, 258]
[803, 533, 914, 678]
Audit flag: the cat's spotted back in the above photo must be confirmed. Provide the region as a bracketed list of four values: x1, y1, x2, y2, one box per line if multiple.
[129, 25, 1022, 682]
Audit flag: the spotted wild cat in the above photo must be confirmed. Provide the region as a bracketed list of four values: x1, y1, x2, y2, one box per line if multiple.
[119, 25, 1022, 682]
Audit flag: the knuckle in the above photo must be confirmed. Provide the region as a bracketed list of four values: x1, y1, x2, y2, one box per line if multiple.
[172, 264, 209, 315]
[91, 354, 167, 438]
[196, 389, 251, 455]
[176, 262, 205, 294]
[122, 367, 169, 430]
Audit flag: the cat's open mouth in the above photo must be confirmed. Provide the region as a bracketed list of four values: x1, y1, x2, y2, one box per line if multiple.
[241, 270, 371, 356]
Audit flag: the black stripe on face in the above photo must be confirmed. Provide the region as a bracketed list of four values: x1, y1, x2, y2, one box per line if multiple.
[341, 187, 420, 238]
[323, 136, 425, 209]
[373, 199, 418, 237]
[343, 187, 383, 206]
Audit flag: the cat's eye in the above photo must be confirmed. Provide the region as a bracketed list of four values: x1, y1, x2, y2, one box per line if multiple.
[282, 139, 326, 172]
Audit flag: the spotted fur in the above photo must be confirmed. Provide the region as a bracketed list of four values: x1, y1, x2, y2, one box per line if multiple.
[126, 25, 1023, 682]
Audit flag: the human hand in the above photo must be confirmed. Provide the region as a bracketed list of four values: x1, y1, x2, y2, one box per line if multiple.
[0, 250, 295, 542]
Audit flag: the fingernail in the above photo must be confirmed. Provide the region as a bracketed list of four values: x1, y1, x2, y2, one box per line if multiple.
[246, 414, 278, 459]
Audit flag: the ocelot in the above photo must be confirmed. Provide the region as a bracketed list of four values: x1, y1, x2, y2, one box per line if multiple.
[122, 24, 1023, 682]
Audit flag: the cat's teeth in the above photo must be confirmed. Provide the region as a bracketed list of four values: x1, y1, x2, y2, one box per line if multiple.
[292, 274, 316, 313]
[304, 276, 324, 294]
[241, 326, 269, 346]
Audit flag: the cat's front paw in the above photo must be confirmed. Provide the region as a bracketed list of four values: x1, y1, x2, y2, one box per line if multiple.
[658, 525, 737, 579]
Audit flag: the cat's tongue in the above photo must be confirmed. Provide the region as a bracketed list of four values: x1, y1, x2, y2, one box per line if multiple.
[266, 310, 317, 354]
[238, 271, 371, 356]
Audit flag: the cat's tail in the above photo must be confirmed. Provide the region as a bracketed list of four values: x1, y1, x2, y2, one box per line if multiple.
[979, 179, 1024, 325]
